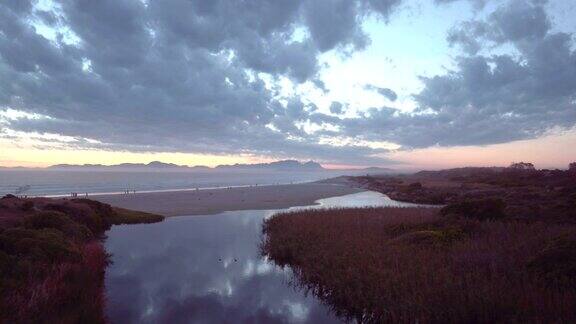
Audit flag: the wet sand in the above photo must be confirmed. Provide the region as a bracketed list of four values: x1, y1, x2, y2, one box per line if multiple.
[92, 183, 363, 217]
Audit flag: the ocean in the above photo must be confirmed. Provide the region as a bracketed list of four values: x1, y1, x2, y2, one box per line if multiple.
[0, 169, 355, 197]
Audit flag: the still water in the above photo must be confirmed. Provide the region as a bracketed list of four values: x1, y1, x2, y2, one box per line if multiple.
[104, 191, 417, 323]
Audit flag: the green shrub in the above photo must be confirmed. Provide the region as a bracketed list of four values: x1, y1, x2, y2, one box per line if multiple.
[408, 182, 423, 190]
[441, 199, 506, 221]
[0, 228, 81, 264]
[428, 192, 454, 204]
[24, 211, 93, 242]
[24, 211, 73, 231]
[44, 202, 110, 235]
[71, 199, 114, 220]
[401, 182, 423, 194]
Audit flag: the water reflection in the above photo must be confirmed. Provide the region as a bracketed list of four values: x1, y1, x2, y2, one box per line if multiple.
[104, 191, 403, 323]
[290, 190, 422, 211]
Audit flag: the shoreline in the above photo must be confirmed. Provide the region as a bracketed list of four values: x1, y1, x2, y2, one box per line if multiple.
[23, 179, 320, 199]
[91, 183, 363, 217]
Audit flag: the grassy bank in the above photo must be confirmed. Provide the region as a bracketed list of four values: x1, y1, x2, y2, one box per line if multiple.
[262, 207, 576, 323]
[113, 207, 165, 224]
[0, 195, 164, 323]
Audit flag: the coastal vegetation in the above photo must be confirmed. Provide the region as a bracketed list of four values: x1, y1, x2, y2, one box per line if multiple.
[262, 207, 576, 323]
[110, 206, 165, 224]
[263, 165, 576, 322]
[348, 164, 576, 223]
[0, 195, 164, 323]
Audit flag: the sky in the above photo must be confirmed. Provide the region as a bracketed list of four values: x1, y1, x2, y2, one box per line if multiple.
[0, 0, 575, 170]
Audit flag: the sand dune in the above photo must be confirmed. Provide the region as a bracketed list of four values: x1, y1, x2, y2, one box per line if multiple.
[91, 183, 362, 217]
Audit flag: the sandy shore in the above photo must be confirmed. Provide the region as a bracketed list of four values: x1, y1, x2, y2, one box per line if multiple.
[91, 183, 363, 217]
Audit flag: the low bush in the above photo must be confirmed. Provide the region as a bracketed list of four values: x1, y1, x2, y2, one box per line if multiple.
[441, 198, 506, 220]
[428, 192, 452, 204]
[408, 182, 423, 189]
[24, 211, 93, 242]
[0, 228, 81, 264]
[43, 202, 110, 235]
[71, 198, 115, 223]
[400, 182, 423, 194]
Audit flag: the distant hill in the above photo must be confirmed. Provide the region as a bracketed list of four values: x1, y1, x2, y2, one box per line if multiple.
[46, 160, 324, 172]
[216, 160, 324, 171]
[5, 160, 396, 173]
[48, 161, 207, 171]
[357, 167, 394, 174]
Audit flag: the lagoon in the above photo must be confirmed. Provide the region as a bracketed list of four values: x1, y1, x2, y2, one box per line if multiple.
[104, 191, 416, 323]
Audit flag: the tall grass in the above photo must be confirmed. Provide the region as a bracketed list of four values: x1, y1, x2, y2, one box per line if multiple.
[1, 242, 109, 323]
[262, 207, 576, 323]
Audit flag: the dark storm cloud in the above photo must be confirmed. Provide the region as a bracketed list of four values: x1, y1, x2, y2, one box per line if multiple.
[0, 0, 401, 164]
[337, 0, 576, 148]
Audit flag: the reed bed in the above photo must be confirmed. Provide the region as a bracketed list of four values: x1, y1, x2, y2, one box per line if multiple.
[262, 207, 576, 323]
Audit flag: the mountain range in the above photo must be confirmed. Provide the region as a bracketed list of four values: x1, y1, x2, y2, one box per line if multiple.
[1, 160, 393, 173]
[47, 160, 324, 172]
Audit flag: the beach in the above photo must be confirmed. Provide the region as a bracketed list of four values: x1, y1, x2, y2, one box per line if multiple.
[91, 183, 362, 216]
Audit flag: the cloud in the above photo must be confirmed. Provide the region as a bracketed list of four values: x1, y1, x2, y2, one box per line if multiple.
[447, 0, 551, 54]
[335, 0, 576, 148]
[303, 0, 367, 52]
[364, 85, 398, 101]
[329, 102, 345, 114]
[0, 0, 403, 165]
[0, 0, 573, 165]
[434, 0, 490, 10]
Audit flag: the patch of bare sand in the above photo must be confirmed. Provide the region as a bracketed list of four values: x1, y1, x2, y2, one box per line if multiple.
[91, 183, 362, 216]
